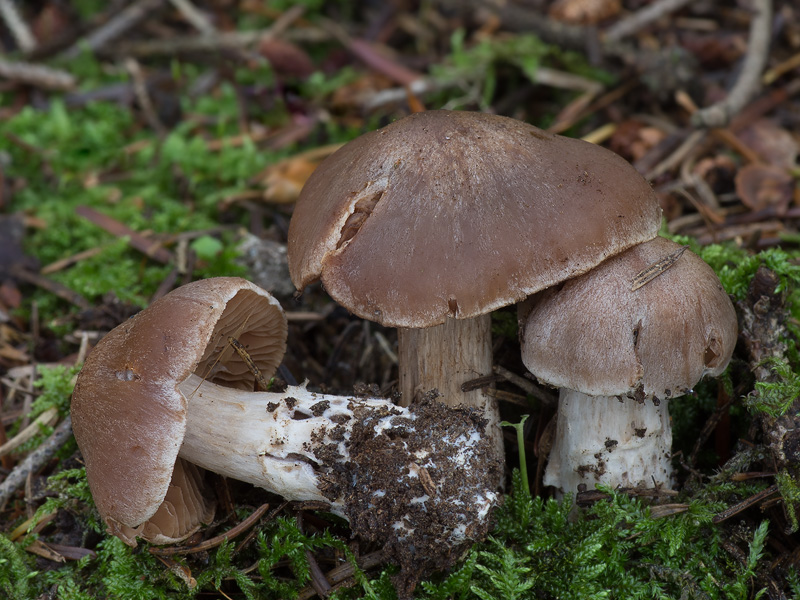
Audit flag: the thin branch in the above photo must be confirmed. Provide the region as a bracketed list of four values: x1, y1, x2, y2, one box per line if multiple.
[604, 0, 693, 43]
[124, 58, 167, 137]
[712, 484, 780, 523]
[297, 551, 387, 600]
[0, 0, 36, 52]
[0, 416, 73, 508]
[691, 0, 773, 128]
[0, 57, 75, 90]
[111, 5, 309, 57]
[168, 0, 215, 35]
[60, 0, 166, 60]
[149, 503, 271, 555]
[493, 365, 557, 408]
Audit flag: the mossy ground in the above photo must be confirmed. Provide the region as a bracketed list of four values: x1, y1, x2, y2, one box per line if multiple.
[2, 2, 800, 598]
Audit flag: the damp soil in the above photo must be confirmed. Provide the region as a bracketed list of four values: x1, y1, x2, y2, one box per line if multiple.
[315, 394, 502, 596]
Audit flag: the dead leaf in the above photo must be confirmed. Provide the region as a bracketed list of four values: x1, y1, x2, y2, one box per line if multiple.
[253, 143, 344, 204]
[549, 0, 621, 25]
[681, 33, 745, 69]
[738, 119, 799, 169]
[693, 156, 738, 194]
[735, 163, 794, 213]
[609, 120, 666, 162]
[25, 539, 66, 563]
[330, 72, 396, 115]
[259, 38, 315, 79]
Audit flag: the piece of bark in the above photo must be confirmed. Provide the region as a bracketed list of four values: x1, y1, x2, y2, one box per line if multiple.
[739, 266, 800, 471]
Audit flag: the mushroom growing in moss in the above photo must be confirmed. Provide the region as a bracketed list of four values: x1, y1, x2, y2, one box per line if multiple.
[520, 238, 738, 495]
[288, 110, 663, 461]
[71, 277, 501, 592]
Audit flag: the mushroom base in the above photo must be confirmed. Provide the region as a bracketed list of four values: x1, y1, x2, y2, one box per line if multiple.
[177, 375, 502, 592]
[543, 388, 673, 496]
[397, 314, 503, 463]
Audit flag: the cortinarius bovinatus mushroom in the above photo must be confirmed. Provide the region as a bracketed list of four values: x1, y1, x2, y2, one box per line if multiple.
[288, 110, 663, 462]
[71, 277, 500, 585]
[520, 238, 737, 496]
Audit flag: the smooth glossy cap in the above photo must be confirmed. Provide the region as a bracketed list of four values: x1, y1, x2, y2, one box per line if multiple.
[288, 110, 662, 327]
[520, 237, 737, 400]
[71, 277, 287, 545]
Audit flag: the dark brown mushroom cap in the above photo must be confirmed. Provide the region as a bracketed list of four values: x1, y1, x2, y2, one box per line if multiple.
[520, 237, 737, 400]
[71, 277, 287, 544]
[288, 110, 663, 327]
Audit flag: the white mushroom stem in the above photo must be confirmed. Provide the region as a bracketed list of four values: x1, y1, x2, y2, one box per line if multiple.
[543, 389, 672, 497]
[177, 374, 498, 535]
[178, 374, 365, 514]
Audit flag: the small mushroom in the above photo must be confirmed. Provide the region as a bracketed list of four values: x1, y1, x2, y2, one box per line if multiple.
[519, 237, 737, 495]
[71, 277, 500, 587]
[288, 110, 663, 459]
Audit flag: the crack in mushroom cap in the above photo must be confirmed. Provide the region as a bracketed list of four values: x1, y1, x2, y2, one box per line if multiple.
[71, 277, 287, 543]
[520, 237, 738, 400]
[288, 110, 663, 327]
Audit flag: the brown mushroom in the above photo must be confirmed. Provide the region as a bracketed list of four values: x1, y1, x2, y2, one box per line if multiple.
[519, 237, 737, 495]
[71, 277, 500, 589]
[288, 110, 663, 458]
[71, 277, 287, 545]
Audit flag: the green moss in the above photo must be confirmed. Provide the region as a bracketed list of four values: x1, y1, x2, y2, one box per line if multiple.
[32, 364, 81, 419]
[0, 535, 38, 600]
[665, 233, 800, 310]
[1, 88, 277, 328]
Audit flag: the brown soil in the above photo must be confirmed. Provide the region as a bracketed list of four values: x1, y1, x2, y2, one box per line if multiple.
[316, 395, 502, 597]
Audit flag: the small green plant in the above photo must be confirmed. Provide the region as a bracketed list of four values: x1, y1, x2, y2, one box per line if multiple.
[501, 415, 531, 494]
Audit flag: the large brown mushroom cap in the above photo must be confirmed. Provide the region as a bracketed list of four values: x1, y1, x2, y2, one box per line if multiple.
[520, 237, 737, 400]
[71, 277, 287, 544]
[288, 110, 663, 327]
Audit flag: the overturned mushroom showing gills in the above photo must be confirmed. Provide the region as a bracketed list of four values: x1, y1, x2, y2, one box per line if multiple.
[71, 277, 287, 545]
[71, 277, 500, 588]
[288, 110, 663, 460]
[520, 237, 737, 496]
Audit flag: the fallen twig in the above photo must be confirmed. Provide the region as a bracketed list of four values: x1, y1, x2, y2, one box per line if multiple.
[0, 57, 75, 90]
[0, 0, 36, 52]
[321, 18, 423, 86]
[9, 265, 90, 310]
[0, 407, 59, 457]
[149, 503, 271, 555]
[111, 5, 309, 57]
[75, 205, 174, 264]
[297, 550, 387, 600]
[124, 58, 166, 136]
[712, 484, 780, 523]
[0, 416, 73, 508]
[691, 0, 773, 128]
[168, 0, 214, 35]
[604, 0, 693, 43]
[306, 549, 332, 598]
[61, 0, 166, 60]
[493, 365, 557, 407]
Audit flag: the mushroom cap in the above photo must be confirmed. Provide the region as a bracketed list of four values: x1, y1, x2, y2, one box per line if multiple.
[71, 277, 287, 544]
[520, 237, 737, 400]
[288, 110, 662, 327]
